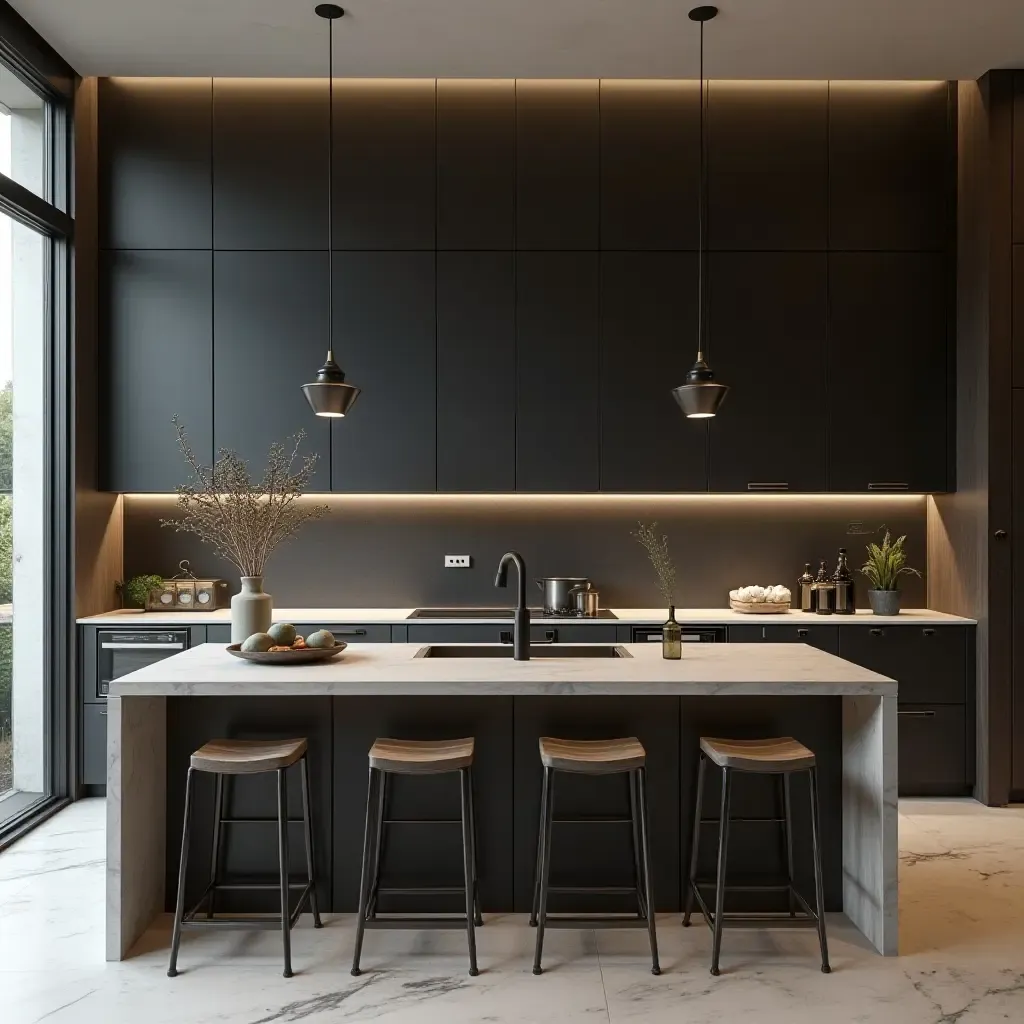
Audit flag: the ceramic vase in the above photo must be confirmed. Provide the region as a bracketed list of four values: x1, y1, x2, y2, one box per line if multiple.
[231, 576, 273, 642]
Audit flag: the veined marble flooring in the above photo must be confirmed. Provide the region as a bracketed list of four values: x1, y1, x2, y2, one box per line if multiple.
[2, 798, 1024, 1023]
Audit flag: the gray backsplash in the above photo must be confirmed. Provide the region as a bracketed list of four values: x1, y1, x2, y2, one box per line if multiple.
[122, 496, 928, 609]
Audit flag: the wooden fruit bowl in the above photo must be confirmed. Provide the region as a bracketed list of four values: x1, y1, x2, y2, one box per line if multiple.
[729, 599, 791, 614]
[226, 642, 348, 664]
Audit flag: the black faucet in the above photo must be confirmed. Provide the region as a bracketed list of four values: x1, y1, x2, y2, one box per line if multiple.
[494, 551, 530, 661]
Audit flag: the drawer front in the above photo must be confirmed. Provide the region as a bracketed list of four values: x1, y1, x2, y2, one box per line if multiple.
[839, 625, 966, 703]
[208, 623, 391, 644]
[898, 704, 968, 796]
[407, 624, 618, 645]
[729, 624, 839, 654]
[82, 703, 108, 787]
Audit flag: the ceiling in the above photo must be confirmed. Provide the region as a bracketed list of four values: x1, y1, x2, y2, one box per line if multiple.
[9, 0, 1024, 80]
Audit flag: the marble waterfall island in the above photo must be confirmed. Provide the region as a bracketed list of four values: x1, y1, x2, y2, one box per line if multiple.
[107, 641, 897, 961]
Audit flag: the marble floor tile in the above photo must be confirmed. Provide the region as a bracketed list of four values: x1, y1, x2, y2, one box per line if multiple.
[3, 798, 1024, 1023]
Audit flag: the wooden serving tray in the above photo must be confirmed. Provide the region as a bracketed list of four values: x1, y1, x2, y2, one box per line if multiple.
[226, 642, 348, 664]
[729, 599, 792, 614]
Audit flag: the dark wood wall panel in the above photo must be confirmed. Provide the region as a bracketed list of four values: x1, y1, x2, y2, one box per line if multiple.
[599, 252, 706, 491]
[599, 81, 698, 251]
[708, 82, 828, 250]
[1013, 389, 1024, 794]
[516, 252, 599, 491]
[436, 80, 515, 250]
[437, 252, 516, 491]
[516, 81, 600, 250]
[828, 252, 948, 492]
[1013, 73, 1024, 245]
[101, 250, 213, 491]
[332, 80, 436, 250]
[828, 82, 950, 251]
[331, 252, 437, 492]
[212, 80, 327, 250]
[708, 252, 828, 491]
[1014, 246, 1024, 388]
[99, 78, 212, 249]
[212, 251, 331, 490]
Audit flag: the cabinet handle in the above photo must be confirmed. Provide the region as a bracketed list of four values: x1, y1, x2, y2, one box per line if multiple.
[797, 628, 808, 637]
[994, 529, 1008, 539]
[747, 482, 789, 491]
[870, 628, 883, 636]
[99, 709, 108, 717]
[332, 629, 367, 636]
[868, 483, 909, 491]
[500, 630, 557, 645]
[898, 710, 936, 718]
[922, 628, 934, 636]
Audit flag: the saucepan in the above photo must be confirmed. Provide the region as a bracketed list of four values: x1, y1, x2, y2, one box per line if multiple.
[535, 577, 591, 616]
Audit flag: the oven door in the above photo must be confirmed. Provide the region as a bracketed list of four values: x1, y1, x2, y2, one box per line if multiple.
[96, 631, 189, 698]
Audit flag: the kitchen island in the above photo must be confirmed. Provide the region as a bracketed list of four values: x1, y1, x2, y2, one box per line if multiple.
[106, 641, 897, 962]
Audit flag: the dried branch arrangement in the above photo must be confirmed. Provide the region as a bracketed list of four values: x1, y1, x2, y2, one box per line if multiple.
[161, 418, 330, 578]
[633, 521, 677, 607]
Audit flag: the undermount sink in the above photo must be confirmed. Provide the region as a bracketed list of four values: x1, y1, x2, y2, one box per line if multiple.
[414, 644, 632, 659]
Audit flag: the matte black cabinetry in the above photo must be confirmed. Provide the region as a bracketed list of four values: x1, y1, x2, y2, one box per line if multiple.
[81, 704, 108, 786]
[729, 624, 839, 655]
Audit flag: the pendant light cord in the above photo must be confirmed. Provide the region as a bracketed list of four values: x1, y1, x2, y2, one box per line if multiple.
[696, 16, 707, 362]
[327, 14, 334, 362]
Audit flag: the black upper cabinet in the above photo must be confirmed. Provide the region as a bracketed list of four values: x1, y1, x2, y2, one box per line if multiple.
[516, 81, 599, 250]
[437, 252, 515, 491]
[332, 81, 435, 250]
[331, 252, 436, 492]
[213, 252, 330, 490]
[102, 251, 213, 491]
[708, 253, 828, 491]
[99, 78, 212, 249]
[829, 83, 951, 251]
[708, 82, 828, 250]
[828, 252, 948, 492]
[599, 252, 706, 491]
[516, 253, 599, 491]
[436, 80, 515, 250]
[212, 80, 327, 250]
[600, 81, 698, 251]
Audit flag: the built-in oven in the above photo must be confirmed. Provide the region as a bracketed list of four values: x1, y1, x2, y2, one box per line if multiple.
[95, 630, 190, 699]
[631, 625, 728, 645]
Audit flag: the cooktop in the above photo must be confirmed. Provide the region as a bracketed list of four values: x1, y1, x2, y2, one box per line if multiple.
[408, 607, 618, 620]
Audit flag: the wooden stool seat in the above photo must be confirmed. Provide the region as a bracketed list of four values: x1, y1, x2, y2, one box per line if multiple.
[699, 736, 815, 774]
[367, 737, 475, 774]
[539, 735, 646, 774]
[190, 738, 308, 775]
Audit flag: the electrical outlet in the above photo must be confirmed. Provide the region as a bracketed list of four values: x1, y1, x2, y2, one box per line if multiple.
[444, 555, 472, 569]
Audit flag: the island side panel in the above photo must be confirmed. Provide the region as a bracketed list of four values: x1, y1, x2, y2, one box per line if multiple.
[842, 694, 898, 955]
[106, 695, 167, 961]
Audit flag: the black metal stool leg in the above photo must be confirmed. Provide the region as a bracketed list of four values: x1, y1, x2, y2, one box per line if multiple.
[351, 767, 379, 977]
[710, 766, 732, 977]
[206, 772, 224, 919]
[781, 772, 796, 917]
[636, 767, 661, 976]
[530, 763, 550, 928]
[628, 770, 646, 919]
[299, 755, 322, 928]
[459, 768, 480, 976]
[532, 766, 556, 975]
[682, 753, 706, 927]
[366, 771, 387, 921]
[808, 767, 831, 974]
[276, 768, 293, 978]
[467, 766, 483, 927]
[167, 767, 196, 977]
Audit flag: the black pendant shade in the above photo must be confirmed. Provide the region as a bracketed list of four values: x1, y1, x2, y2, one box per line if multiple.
[304, 4, 361, 418]
[672, 5, 728, 420]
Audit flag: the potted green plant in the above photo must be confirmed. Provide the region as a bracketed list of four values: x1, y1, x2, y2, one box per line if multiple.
[117, 574, 164, 610]
[860, 531, 920, 616]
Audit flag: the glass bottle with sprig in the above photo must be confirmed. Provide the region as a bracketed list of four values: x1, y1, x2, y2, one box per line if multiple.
[633, 522, 681, 659]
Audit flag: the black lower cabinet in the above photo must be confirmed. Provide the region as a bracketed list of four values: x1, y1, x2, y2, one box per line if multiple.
[729, 623, 839, 655]
[897, 705, 969, 797]
[81, 704, 109, 787]
[406, 624, 618, 645]
[207, 623, 391, 644]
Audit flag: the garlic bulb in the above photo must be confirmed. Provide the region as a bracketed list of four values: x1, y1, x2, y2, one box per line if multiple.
[731, 585, 792, 604]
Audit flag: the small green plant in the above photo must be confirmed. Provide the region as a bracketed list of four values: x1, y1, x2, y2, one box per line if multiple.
[860, 531, 920, 592]
[633, 521, 677, 607]
[119, 574, 164, 609]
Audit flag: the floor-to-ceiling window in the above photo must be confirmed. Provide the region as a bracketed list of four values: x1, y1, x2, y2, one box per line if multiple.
[0, 35, 73, 842]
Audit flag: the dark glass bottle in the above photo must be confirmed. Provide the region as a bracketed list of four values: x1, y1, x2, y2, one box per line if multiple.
[832, 547, 856, 615]
[797, 563, 815, 613]
[662, 605, 682, 660]
[813, 560, 834, 615]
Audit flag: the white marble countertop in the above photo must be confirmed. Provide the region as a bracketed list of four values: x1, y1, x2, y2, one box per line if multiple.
[78, 606, 976, 626]
[108, 641, 896, 697]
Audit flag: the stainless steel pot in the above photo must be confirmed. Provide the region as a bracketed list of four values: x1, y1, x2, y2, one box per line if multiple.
[535, 577, 590, 615]
[574, 588, 601, 617]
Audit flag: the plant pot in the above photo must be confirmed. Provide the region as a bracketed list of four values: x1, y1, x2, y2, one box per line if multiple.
[867, 589, 901, 616]
[231, 576, 273, 642]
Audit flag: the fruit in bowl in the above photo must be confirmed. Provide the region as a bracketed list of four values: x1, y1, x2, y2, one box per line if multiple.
[730, 585, 792, 604]
[306, 629, 336, 649]
[268, 622, 297, 646]
[240, 632, 274, 653]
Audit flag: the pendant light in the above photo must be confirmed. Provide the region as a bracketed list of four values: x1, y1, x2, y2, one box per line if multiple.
[303, 4, 361, 418]
[671, 5, 729, 420]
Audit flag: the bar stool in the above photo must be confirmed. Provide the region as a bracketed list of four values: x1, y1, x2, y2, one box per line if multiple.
[167, 738, 321, 978]
[351, 737, 482, 978]
[531, 736, 660, 976]
[682, 736, 830, 976]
